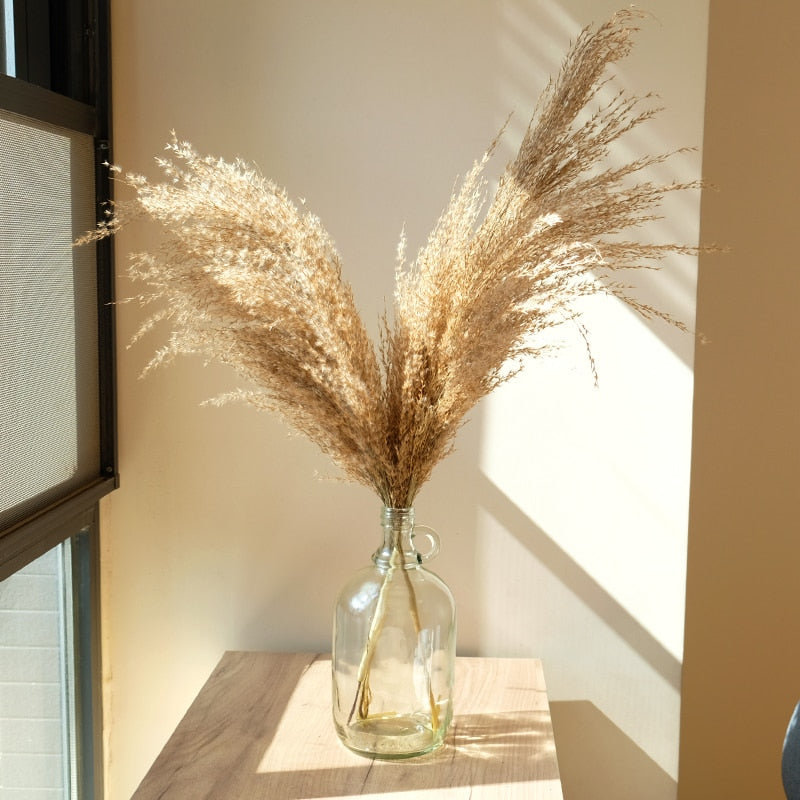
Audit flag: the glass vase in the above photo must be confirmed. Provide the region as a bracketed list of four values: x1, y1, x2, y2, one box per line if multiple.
[332, 506, 456, 759]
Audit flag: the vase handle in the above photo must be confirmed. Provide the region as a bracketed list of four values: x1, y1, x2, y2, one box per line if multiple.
[412, 524, 440, 562]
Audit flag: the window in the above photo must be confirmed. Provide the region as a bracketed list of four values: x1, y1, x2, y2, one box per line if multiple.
[0, 524, 100, 798]
[0, 1, 113, 798]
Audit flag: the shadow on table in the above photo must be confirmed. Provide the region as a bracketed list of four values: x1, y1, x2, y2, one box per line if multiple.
[250, 709, 561, 798]
[133, 653, 563, 799]
[550, 700, 677, 800]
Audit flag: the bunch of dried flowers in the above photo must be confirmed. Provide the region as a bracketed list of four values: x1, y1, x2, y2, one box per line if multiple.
[84, 8, 697, 507]
[82, 6, 703, 743]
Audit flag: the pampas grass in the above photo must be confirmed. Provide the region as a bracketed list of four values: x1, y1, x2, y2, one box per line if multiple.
[83, 8, 699, 509]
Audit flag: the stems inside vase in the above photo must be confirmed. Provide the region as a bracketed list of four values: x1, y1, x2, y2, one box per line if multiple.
[346, 536, 439, 733]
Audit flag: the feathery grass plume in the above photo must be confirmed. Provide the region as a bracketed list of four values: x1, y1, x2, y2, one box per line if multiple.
[379, 8, 699, 506]
[82, 8, 699, 509]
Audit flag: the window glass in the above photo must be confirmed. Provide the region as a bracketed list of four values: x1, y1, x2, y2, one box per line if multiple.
[0, 539, 78, 798]
[0, 0, 14, 78]
[0, 1, 92, 103]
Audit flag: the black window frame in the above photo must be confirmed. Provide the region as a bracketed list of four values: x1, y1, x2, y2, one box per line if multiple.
[0, 0, 117, 579]
[0, 2, 114, 798]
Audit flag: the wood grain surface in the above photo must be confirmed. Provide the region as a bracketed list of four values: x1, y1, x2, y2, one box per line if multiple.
[132, 652, 563, 799]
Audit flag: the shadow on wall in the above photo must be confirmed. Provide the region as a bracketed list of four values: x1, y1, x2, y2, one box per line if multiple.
[478, 475, 683, 691]
[550, 700, 676, 800]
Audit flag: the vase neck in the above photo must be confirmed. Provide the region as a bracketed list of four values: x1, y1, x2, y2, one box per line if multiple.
[373, 507, 422, 569]
[372, 506, 441, 568]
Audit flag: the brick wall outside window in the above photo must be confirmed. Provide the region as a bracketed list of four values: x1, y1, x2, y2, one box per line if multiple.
[0, 546, 71, 799]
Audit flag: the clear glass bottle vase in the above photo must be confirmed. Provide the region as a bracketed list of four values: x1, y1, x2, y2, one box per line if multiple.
[332, 506, 456, 759]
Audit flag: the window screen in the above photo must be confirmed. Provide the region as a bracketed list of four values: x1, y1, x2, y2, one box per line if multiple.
[0, 108, 100, 532]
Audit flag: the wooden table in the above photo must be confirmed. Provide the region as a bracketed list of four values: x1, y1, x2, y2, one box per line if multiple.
[132, 652, 563, 799]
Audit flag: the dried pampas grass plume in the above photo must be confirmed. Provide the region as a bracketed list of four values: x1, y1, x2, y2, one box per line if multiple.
[83, 8, 701, 508]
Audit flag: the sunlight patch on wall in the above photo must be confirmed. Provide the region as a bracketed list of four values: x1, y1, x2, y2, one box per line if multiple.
[475, 0, 706, 784]
[482, 0, 703, 665]
[480, 293, 693, 661]
[475, 503, 683, 776]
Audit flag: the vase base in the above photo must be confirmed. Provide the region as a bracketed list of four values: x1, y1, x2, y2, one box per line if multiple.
[337, 712, 446, 760]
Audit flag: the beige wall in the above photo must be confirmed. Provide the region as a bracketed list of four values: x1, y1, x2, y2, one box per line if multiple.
[105, 2, 708, 798]
[678, 2, 800, 797]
